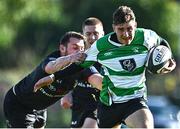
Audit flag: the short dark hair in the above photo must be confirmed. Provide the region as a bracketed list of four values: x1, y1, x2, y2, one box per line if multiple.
[60, 31, 85, 46]
[82, 17, 103, 30]
[113, 6, 135, 25]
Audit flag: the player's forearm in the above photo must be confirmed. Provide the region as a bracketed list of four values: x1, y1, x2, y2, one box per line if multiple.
[45, 55, 73, 74]
[45, 52, 86, 74]
[88, 73, 103, 90]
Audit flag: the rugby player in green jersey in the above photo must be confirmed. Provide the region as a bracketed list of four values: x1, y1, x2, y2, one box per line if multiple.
[34, 6, 176, 128]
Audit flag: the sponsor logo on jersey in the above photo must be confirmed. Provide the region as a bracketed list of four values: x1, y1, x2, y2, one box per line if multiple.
[49, 85, 56, 91]
[132, 47, 139, 53]
[104, 52, 113, 56]
[77, 82, 93, 88]
[119, 58, 136, 72]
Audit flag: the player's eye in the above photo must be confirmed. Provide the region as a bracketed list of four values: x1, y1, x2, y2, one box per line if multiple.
[93, 32, 99, 36]
[127, 27, 133, 32]
[85, 32, 91, 36]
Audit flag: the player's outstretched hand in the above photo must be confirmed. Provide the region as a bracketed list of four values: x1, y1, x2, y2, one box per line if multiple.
[69, 52, 87, 64]
[160, 58, 176, 74]
[34, 75, 54, 92]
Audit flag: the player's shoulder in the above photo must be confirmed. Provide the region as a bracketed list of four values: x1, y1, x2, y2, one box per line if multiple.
[96, 32, 116, 51]
[81, 66, 98, 75]
[137, 28, 158, 37]
[46, 50, 60, 58]
[136, 28, 156, 34]
[42, 50, 60, 63]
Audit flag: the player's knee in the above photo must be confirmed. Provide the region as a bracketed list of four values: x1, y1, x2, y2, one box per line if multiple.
[138, 115, 154, 129]
[141, 121, 154, 129]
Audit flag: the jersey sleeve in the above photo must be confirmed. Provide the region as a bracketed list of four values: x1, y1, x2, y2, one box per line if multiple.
[77, 66, 99, 81]
[41, 51, 59, 72]
[54, 63, 84, 80]
[159, 38, 171, 50]
[80, 41, 99, 68]
[143, 29, 172, 53]
[143, 29, 162, 50]
[41, 57, 56, 71]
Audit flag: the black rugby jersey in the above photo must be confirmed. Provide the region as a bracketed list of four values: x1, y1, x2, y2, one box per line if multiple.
[72, 62, 102, 110]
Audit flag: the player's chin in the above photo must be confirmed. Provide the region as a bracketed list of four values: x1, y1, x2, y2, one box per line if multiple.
[122, 40, 131, 45]
[121, 38, 132, 44]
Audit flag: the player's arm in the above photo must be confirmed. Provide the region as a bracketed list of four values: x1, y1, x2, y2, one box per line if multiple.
[33, 52, 86, 92]
[33, 63, 85, 92]
[52, 44, 98, 79]
[159, 38, 171, 50]
[60, 74, 103, 109]
[45, 51, 86, 74]
[34, 74, 55, 92]
[87, 73, 103, 90]
[159, 38, 176, 74]
[160, 59, 176, 74]
[78, 66, 103, 90]
[34, 44, 99, 92]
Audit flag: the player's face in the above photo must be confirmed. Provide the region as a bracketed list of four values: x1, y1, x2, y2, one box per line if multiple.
[113, 20, 137, 45]
[64, 37, 85, 55]
[83, 24, 104, 48]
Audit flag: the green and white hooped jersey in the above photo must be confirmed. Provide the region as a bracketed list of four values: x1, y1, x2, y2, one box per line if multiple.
[81, 28, 161, 106]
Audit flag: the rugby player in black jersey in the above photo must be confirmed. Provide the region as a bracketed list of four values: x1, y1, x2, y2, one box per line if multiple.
[3, 31, 102, 128]
[60, 17, 104, 128]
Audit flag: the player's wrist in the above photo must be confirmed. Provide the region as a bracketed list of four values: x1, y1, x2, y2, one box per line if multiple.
[68, 55, 74, 63]
[49, 74, 55, 82]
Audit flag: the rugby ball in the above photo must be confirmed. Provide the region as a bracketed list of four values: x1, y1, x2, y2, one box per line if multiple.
[146, 45, 172, 74]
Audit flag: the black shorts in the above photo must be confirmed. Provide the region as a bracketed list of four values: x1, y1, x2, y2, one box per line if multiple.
[70, 87, 99, 128]
[71, 108, 97, 128]
[3, 88, 47, 128]
[97, 97, 148, 128]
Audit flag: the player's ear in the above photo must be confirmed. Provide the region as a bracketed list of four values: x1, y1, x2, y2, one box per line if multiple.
[59, 44, 66, 53]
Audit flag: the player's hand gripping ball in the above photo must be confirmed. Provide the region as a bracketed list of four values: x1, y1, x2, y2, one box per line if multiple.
[146, 45, 172, 74]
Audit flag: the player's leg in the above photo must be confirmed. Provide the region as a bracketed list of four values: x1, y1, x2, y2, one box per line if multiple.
[71, 108, 98, 128]
[124, 97, 154, 129]
[71, 108, 84, 128]
[82, 117, 98, 128]
[81, 109, 98, 128]
[97, 102, 122, 128]
[125, 108, 154, 128]
[3, 87, 32, 127]
[3, 87, 46, 128]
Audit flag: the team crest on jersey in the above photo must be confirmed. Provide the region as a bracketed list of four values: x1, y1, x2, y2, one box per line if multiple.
[119, 58, 136, 72]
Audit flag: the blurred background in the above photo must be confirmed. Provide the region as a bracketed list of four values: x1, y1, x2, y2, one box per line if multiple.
[0, 0, 180, 128]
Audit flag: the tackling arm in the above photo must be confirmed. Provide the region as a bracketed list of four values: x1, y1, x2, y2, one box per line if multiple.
[45, 52, 86, 74]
